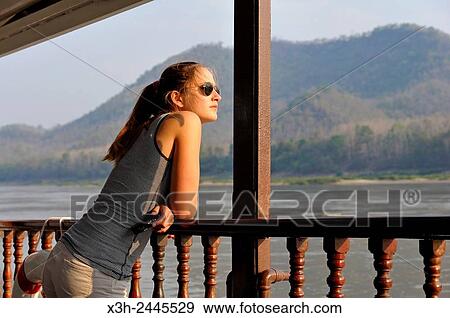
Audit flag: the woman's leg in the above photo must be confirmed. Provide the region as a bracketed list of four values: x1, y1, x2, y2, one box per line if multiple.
[42, 241, 93, 297]
[43, 241, 129, 297]
[89, 268, 129, 298]
[42, 252, 57, 297]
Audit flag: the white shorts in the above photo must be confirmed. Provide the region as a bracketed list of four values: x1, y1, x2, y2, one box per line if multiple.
[42, 241, 130, 298]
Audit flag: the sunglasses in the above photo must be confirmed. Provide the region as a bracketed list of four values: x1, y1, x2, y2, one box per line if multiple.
[184, 82, 220, 96]
[200, 82, 220, 96]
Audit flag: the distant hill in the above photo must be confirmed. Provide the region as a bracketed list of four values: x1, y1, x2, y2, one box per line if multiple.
[1, 24, 450, 179]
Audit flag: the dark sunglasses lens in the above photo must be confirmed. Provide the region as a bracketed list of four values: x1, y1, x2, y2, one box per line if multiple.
[201, 82, 220, 96]
[203, 83, 214, 96]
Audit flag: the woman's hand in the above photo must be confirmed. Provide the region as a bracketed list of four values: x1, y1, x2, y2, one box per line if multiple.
[151, 204, 174, 234]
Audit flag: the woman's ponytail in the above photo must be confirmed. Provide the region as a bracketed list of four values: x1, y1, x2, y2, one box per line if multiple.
[137, 80, 164, 122]
[103, 80, 167, 164]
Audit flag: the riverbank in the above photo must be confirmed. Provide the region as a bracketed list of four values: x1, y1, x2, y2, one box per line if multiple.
[272, 173, 450, 185]
[1, 172, 450, 186]
[202, 173, 450, 185]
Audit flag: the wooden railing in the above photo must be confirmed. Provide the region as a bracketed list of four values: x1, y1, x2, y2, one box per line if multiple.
[1, 216, 449, 298]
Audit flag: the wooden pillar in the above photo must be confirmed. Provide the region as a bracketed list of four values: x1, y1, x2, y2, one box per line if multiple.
[151, 233, 168, 298]
[419, 239, 446, 298]
[287, 237, 309, 298]
[369, 238, 397, 297]
[2, 230, 13, 298]
[175, 235, 193, 298]
[41, 231, 54, 251]
[231, 0, 271, 297]
[202, 236, 221, 298]
[129, 258, 142, 298]
[323, 237, 350, 298]
[28, 230, 40, 254]
[13, 230, 25, 279]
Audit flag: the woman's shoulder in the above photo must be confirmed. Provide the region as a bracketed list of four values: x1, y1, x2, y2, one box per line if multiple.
[155, 111, 201, 151]
[166, 111, 201, 126]
[161, 111, 201, 136]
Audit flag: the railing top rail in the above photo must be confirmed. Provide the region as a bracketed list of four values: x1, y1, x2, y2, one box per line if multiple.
[1, 216, 450, 239]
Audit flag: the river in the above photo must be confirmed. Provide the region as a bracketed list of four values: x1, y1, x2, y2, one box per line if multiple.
[1, 182, 449, 297]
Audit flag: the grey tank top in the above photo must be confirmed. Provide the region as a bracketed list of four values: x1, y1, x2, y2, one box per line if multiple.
[61, 113, 172, 280]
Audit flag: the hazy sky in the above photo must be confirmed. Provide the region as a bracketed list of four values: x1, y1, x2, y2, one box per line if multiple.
[1, 0, 449, 128]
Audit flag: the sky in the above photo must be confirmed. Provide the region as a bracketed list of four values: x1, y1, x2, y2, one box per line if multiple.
[0, 0, 450, 128]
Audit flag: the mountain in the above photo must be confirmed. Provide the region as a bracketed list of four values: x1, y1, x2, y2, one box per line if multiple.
[1, 23, 450, 178]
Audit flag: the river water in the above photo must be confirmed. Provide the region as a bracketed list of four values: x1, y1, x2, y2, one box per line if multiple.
[1, 182, 449, 297]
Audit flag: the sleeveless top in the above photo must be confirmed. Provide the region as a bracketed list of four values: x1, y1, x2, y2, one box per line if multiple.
[61, 113, 173, 280]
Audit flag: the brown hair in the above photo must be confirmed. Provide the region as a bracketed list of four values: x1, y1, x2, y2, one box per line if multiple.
[103, 61, 204, 164]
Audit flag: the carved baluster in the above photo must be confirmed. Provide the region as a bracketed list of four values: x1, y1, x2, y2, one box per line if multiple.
[41, 231, 54, 251]
[28, 230, 40, 254]
[175, 235, 193, 298]
[151, 233, 168, 298]
[2, 230, 13, 298]
[368, 238, 397, 297]
[287, 237, 308, 297]
[323, 237, 350, 298]
[202, 236, 220, 298]
[129, 258, 142, 298]
[419, 239, 446, 298]
[13, 230, 25, 279]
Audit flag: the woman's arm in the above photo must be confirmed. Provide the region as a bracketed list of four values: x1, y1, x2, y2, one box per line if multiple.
[168, 111, 202, 220]
[151, 111, 201, 232]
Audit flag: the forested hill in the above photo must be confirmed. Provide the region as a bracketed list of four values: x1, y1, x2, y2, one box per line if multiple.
[1, 24, 450, 180]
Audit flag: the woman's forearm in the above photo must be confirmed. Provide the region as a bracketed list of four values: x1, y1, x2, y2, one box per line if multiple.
[168, 191, 198, 220]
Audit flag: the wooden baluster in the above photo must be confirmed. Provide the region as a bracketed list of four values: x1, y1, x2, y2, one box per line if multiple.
[287, 237, 308, 298]
[41, 231, 54, 251]
[175, 235, 193, 298]
[13, 230, 25, 279]
[323, 237, 350, 298]
[2, 230, 13, 298]
[419, 239, 446, 298]
[28, 230, 40, 254]
[202, 236, 220, 298]
[129, 258, 142, 298]
[151, 233, 168, 298]
[368, 238, 397, 297]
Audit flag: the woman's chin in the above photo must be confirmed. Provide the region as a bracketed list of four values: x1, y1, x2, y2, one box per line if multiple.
[201, 113, 218, 123]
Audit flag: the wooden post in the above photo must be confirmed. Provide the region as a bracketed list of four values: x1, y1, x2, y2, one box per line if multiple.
[28, 230, 40, 254]
[323, 237, 350, 298]
[419, 239, 446, 298]
[202, 236, 220, 298]
[231, 0, 271, 297]
[175, 235, 193, 298]
[151, 233, 168, 298]
[41, 231, 54, 251]
[369, 238, 397, 297]
[287, 237, 309, 297]
[129, 258, 142, 298]
[13, 230, 25, 279]
[2, 230, 13, 298]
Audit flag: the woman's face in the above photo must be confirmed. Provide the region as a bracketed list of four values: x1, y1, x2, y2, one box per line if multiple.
[181, 67, 221, 123]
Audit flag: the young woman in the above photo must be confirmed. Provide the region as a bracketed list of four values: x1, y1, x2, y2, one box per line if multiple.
[42, 61, 221, 297]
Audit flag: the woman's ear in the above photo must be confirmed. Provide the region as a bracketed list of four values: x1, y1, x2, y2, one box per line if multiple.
[169, 91, 184, 109]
